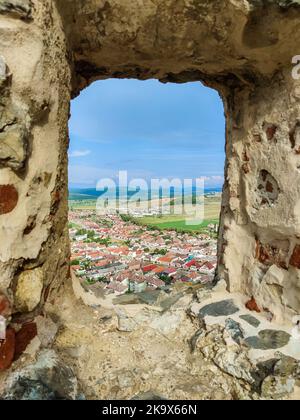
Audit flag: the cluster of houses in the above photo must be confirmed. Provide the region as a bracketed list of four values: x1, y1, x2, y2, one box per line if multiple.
[69, 211, 217, 296]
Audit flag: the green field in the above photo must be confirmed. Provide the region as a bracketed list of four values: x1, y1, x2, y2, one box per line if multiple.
[129, 195, 221, 233]
[69, 194, 221, 234]
[138, 217, 218, 232]
[69, 200, 97, 210]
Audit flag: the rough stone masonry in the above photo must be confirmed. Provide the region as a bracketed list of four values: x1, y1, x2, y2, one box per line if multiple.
[1, 0, 300, 351]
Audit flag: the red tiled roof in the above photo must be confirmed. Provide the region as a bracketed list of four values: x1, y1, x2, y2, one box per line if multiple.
[202, 262, 215, 270]
[142, 264, 158, 273]
[185, 259, 202, 268]
[158, 256, 174, 263]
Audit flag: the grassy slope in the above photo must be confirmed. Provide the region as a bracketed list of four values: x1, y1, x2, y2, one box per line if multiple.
[141, 219, 219, 232]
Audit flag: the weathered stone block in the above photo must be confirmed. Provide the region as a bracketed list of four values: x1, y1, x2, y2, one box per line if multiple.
[14, 268, 44, 313]
[0, 0, 32, 21]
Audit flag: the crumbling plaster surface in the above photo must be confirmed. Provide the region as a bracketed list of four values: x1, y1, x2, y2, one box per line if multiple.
[1, 0, 300, 329]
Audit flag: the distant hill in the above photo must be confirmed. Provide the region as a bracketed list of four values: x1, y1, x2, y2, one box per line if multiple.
[68, 186, 223, 201]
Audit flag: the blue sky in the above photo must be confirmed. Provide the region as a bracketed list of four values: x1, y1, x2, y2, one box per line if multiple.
[68, 79, 225, 188]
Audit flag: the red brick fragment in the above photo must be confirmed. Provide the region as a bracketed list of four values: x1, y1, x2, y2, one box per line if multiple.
[0, 327, 16, 371]
[0, 185, 18, 215]
[246, 297, 261, 313]
[266, 181, 274, 193]
[265, 124, 277, 141]
[290, 245, 300, 269]
[14, 322, 37, 361]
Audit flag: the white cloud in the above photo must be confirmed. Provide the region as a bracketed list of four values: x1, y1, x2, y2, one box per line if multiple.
[69, 150, 91, 158]
[68, 165, 155, 186]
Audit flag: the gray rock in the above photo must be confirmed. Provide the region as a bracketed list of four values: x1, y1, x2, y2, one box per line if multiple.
[225, 318, 245, 344]
[252, 353, 300, 396]
[239, 314, 261, 328]
[245, 330, 291, 350]
[273, 353, 300, 378]
[0, 0, 32, 21]
[2, 349, 79, 400]
[199, 299, 239, 318]
[29, 350, 79, 400]
[251, 358, 278, 393]
[2, 378, 60, 400]
[261, 375, 295, 399]
[213, 347, 255, 384]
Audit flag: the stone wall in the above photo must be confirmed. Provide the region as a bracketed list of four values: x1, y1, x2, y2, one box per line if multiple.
[1, 0, 300, 345]
[219, 70, 300, 323]
[0, 0, 71, 334]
